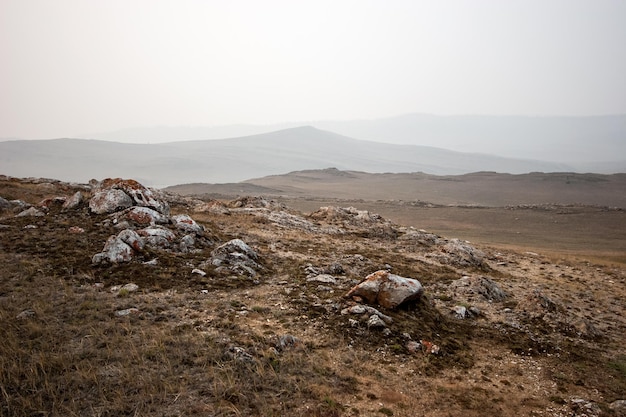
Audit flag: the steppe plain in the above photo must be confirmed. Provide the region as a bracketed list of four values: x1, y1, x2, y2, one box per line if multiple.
[1, 171, 625, 417]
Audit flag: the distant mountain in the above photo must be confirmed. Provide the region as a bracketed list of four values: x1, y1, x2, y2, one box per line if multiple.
[84, 114, 626, 168]
[0, 126, 593, 188]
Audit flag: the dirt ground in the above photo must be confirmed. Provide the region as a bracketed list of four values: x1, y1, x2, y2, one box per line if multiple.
[1, 176, 625, 416]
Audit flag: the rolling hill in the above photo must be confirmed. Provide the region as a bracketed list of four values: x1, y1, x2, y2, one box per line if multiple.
[0, 126, 575, 187]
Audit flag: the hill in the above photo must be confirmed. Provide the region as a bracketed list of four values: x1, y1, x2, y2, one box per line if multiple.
[166, 169, 626, 208]
[0, 126, 576, 187]
[1, 175, 625, 416]
[84, 114, 626, 171]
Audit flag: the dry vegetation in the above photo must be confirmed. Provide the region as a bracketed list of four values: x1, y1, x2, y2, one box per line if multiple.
[1, 176, 626, 417]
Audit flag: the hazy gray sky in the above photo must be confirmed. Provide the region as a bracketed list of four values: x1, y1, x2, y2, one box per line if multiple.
[1, 0, 625, 139]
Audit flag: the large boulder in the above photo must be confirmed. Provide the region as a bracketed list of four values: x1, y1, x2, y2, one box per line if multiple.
[91, 178, 170, 215]
[92, 229, 145, 264]
[346, 270, 424, 309]
[137, 226, 177, 249]
[89, 189, 133, 214]
[172, 214, 203, 234]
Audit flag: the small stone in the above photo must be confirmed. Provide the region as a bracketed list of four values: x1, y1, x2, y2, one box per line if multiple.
[367, 314, 387, 329]
[452, 305, 468, 319]
[115, 308, 140, 316]
[306, 274, 337, 284]
[17, 207, 45, 217]
[16, 309, 36, 319]
[143, 259, 158, 266]
[62, 191, 83, 210]
[192, 268, 207, 276]
[406, 341, 422, 354]
[121, 283, 139, 293]
[276, 334, 301, 351]
[68, 226, 85, 234]
[610, 400, 626, 411]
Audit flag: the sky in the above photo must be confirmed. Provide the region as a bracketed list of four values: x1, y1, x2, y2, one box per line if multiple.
[1, 0, 625, 140]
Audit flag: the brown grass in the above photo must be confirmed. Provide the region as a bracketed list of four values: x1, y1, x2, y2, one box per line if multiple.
[2, 177, 626, 416]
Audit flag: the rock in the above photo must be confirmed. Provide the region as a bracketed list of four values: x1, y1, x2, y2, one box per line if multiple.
[16, 309, 36, 319]
[341, 304, 393, 324]
[224, 346, 254, 363]
[16, 207, 45, 217]
[275, 334, 302, 352]
[452, 305, 469, 319]
[327, 263, 344, 274]
[118, 206, 170, 226]
[210, 239, 262, 277]
[95, 178, 170, 215]
[193, 200, 230, 214]
[451, 275, 507, 302]
[306, 274, 337, 284]
[68, 226, 85, 234]
[115, 308, 140, 317]
[62, 191, 83, 210]
[309, 206, 397, 237]
[367, 314, 387, 329]
[345, 270, 423, 309]
[406, 341, 422, 354]
[89, 189, 133, 214]
[137, 226, 177, 249]
[38, 196, 66, 209]
[0, 196, 11, 209]
[121, 283, 139, 293]
[420, 340, 440, 355]
[610, 400, 626, 415]
[438, 239, 487, 268]
[399, 229, 442, 246]
[179, 234, 196, 252]
[92, 229, 145, 264]
[172, 214, 203, 234]
[192, 268, 207, 276]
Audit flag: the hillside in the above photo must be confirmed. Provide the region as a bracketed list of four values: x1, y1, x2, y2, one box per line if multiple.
[166, 169, 626, 208]
[0, 126, 578, 187]
[1, 175, 625, 416]
[85, 114, 626, 169]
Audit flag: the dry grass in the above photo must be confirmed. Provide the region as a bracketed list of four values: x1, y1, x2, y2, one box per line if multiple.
[2, 177, 626, 416]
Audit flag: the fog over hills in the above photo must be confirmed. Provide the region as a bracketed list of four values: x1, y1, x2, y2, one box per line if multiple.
[82, 114, 626, 169]
[0, 126, 579, 187]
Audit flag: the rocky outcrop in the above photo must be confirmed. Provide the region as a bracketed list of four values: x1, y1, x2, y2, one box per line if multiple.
[209, 239, 262, 277]
[435, 238, 487, 268]
[90, 178, 170, 215]
[345, 270, 423, 309]
[309, 206, 397, 237]
[450, 275, 507, 302]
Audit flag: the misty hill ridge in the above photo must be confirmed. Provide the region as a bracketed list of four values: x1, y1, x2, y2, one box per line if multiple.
[83, 114, 626, 167]
[0, 126, 583, 187]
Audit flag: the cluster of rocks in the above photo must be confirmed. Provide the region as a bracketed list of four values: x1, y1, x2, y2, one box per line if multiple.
[88, 179, 215, 264]
[1, 190, 84, 218]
